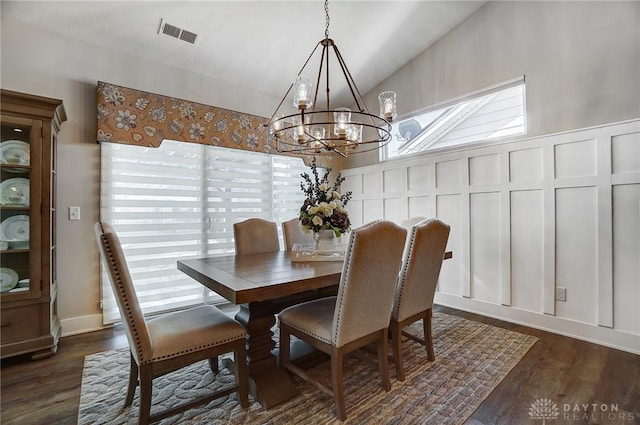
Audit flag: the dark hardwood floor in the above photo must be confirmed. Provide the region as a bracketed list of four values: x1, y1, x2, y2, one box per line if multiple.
[1, 305, 639, 424]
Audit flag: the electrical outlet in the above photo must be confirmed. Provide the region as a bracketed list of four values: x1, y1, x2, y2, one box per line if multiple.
[555, 287, 567, 302]
[69, 206, 81, 221]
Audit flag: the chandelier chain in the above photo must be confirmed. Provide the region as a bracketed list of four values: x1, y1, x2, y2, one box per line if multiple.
[324, 0, 330, 39]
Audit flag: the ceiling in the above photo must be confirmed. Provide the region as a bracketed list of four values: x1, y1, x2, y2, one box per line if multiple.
[2, 1, 486, 106]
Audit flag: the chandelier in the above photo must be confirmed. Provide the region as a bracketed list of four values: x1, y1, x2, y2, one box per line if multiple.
[266, 0, 397, 158]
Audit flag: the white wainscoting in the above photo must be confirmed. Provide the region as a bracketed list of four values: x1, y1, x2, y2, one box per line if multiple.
[342, 119, 640, 354]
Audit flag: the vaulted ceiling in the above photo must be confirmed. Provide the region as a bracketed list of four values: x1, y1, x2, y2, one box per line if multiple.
[1, 1, 486, 105]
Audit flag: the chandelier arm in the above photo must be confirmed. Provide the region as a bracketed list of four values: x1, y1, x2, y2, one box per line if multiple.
[312, 43, 328, 113]
[332, 43, 373, 116]
[296, 41, 324, 79]
[267, 84, 294, 124]
[325, 40, 331, 110]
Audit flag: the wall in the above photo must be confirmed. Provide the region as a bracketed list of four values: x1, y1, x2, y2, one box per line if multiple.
[342, 119, 640, 354]
[0, 18, 281, 334]
[350, 1, 640, 168]
[1, 1, 638, 341]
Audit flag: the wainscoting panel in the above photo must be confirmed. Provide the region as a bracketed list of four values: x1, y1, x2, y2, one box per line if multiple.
[383, 168, 405, 194]
[407, 163, 433, 192]
[408, 195, 434, 219]
[436, 159, 463, 188]
[555, 186, 598, 325]
[510, 190, 544, 314]
[469, 153, 501, 186]
[436, 194, 466, 298]
[612, 184, 640, 335]
[363, 171, 382, 196]
[554, 139, 597, 179]
[342, 119, 640, 354]
[383, 198, 404, 224]
[509, 147, 543, 183]
[470, 192, 502, 304]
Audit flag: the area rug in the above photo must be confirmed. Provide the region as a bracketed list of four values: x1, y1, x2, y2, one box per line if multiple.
[78, 313, 537, 424]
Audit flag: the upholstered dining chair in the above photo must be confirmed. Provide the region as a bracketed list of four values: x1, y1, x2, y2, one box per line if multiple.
[390, 218, 450, 381]
[233, 218, 280, 254]
[94, 221, 249, 425]
[282, 217, 314, 251]
[400, 216, 428, 229]
[278, 220, 407, 420]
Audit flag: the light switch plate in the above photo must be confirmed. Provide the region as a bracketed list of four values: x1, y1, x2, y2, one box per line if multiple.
[69, 206, 81, 221]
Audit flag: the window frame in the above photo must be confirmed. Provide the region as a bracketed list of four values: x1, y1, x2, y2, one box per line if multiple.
[381, 76, 526, 161]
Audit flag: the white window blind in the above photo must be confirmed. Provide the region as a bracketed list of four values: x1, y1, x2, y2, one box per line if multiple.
[100, 140, 309, 323]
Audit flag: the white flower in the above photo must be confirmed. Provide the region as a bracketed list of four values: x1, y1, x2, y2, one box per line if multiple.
[332, 191, 340, 200]
[309, 206, 319, 215]
[319, 183, 328, 191]
[312, 216, 324, 226]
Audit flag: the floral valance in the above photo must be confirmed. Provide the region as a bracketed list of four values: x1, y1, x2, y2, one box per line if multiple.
[96, 81, 274, 152]
[96, 81, 340, 168]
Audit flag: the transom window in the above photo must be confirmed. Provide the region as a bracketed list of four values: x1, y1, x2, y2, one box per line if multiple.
[383, 78, 526, 160]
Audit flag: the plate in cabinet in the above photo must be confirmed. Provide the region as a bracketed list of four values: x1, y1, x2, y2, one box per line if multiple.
[0, 140, 30, 166]
[1, 215, 29, 241]
[0, 268, 19, 292]
[0, 178, 29, 205]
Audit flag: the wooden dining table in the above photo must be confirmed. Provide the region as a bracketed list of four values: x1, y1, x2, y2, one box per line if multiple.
[177, 251, 344, 409]
[177, 248, 453, 409]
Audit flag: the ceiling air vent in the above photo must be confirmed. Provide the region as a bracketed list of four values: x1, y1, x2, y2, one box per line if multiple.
[158, 19, 198, 45]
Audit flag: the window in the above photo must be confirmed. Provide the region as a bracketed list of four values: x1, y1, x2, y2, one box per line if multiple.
[100, 140, 309, 323]
[383, 78, 526, 160]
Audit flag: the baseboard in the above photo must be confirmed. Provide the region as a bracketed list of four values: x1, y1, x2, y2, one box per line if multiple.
[60, 314, 109, 337]
[434, 293, 640, 355]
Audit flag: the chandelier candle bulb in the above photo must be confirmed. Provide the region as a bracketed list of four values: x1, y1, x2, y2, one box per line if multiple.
[348, 124, 363, 143]
[292, 115, 309, 142]
[293, 75, 313, 110]
[379, 91, 397, 121]
[333, 107, 351, 138]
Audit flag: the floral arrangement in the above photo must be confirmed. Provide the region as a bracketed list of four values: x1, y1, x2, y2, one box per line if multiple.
[299, 158, 352, 236]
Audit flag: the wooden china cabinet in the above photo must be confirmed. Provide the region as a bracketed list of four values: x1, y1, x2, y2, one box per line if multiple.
[0, 89, 66, 359]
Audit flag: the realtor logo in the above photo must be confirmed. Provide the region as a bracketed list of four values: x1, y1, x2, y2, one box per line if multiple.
[529, 398, 560, 424]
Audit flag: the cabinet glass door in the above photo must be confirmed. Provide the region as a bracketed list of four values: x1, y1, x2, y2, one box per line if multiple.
[0, 115, 41, 298]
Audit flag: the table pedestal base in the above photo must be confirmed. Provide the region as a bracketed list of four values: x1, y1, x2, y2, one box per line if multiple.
[233, 287, 337, 409]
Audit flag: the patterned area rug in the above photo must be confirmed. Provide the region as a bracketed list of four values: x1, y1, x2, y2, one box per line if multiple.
[78, 313, 537, 424]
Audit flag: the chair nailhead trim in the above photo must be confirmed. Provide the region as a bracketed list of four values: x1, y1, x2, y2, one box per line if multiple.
[148, 334, 246, 363]
[281, 321, 331, 344]
[393, 224, 419, 318]
[101, 233, 147, 363]
[333, 220, 379, 345]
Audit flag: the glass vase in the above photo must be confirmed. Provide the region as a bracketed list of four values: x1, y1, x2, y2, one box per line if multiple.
[314, 229, 337, 250]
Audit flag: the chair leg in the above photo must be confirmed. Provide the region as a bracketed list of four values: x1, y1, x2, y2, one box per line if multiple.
[235, 343, 249, 408]
[138, 365, 153, 425]
[331, 347, 346, 421]
[279, 325, 291, 368]
[208, 356, 219, 374]
[390, 321, 405, 381]
[125, 352, 138, 407]
[424, 309, 435, 361]
[377, 329, 391, 391]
